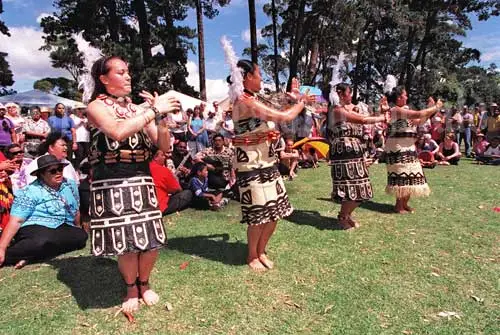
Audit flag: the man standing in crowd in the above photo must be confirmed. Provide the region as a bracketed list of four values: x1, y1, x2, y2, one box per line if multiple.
[23, 106, 50, 158]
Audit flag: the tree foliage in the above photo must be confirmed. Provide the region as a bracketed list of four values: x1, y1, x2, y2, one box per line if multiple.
[40, 0, 198, 102]
[0, 0, 14, 89]
[258, 0, 500, 105]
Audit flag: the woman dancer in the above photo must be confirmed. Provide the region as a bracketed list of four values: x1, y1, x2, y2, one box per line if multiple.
[222, 37, 313, 271]
[325, 83, 387, 229]
[384, 86, 442, 213]
[85, 55, 180, 313]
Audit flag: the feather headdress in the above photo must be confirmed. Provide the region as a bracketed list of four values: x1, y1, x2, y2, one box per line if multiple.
[383, 74, 397, 95]
[220, 36, 243, 103]
[328, 52, 346, 106]
[73, 31, 103, 104]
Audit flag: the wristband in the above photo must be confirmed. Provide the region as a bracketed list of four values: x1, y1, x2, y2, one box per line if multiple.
[150, 106, 160, 116]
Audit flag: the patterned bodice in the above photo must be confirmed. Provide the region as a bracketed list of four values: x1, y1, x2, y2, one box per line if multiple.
[387, 119, 417, 138]
[89, 95, 153, 180]
[327, 122, 363, 140]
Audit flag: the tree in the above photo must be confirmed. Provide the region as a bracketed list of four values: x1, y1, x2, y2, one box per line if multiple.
[40, 0, 198, 102]
[193, 0, 230, 101]
[33, 80, 54, 92]
[248, 0, 258, 64]
[0, 0, 14, 90]
[33, 77, 80, 100]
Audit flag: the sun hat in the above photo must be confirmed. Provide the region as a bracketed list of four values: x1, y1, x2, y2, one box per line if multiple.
[30, 154, 68, 176]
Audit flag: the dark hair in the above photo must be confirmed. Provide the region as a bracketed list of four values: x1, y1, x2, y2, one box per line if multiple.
[32, 106, 41, 113]
[90, 56, 125, 102]
[320, 82, 351, 103]
[151, 145, 160, 158]
[387, 86, 406, 104]
[212, 133, 224, 142]
[4, 143, 21, 158]
[226, 59, 256, 84]
[192, 161, 207, 175]
[37, 131, 69, 156]
[54, 103, 65, 111]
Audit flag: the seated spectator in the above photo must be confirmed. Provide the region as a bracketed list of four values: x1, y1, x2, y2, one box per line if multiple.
[0, 155, 87, 269]
[278, 138, 300, 179]
[48, 103, 77, 161]
[436, 133, 461, 165]
[300, 147, 319, 169]
[3, 144, 33, 194]
[24, 132, 79, 189]
[476, 136, 500, 165]
[189, 162, 227, 210]
[23, 106, 50, 158]
[194, 133, 235, 192]
[416, 134, 438, 168]
[149, 147, 193, 215]
[171, 140, 194, 189]
[473, 133, 489, 158]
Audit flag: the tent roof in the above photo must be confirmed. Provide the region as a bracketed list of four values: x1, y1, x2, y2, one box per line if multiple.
[0, 89, 83, 108]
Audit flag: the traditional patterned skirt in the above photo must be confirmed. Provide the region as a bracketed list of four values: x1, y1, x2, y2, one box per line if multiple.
[385, 137, 430, 198]
[236, 165, 293, 225]
[89, 176, 167, 256]
[327, 118, 374, 203]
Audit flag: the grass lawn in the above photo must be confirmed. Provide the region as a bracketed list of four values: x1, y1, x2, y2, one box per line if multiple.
[0, 159, 498, 334]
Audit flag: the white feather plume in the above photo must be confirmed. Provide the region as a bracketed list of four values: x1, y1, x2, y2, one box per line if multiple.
[73, 31, 103, 104]
[328, 52, 345, 106]
[220, 36, 243, 103]
[383, 74, 397, 95]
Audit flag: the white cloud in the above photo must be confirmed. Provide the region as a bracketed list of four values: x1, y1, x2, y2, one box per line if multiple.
[241, 28, 263, 43]
[0, 26, 70, 87]
[36, 13, 53, 24]
[186, 61, 228, 102]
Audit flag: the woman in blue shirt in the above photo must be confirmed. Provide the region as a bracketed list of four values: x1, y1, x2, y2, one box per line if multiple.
[0, 155, 87, 269]
[48, 103, 78, 160]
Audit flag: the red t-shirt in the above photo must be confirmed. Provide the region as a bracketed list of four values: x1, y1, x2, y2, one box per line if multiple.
[149, 161, 182, 212]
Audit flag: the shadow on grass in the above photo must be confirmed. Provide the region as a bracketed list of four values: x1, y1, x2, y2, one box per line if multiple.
[285, 209, 344, 230]
[49, 256, 122, 310]
[167, 233, 247, 266]
[316, 197, 395, 214]
[359, 201, 394, 214]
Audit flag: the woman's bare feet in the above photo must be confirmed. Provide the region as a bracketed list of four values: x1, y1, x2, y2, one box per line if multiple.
[14, 260, 27, 269]
[138, 281, 160, 306]
[403, 205, 415, 213]
[337, 214, 354, 230]
[347, 215, 360, 228]
[122, 284, 140, 314]
[258, 254, 274, 269]
[247, 258, 267, 272]
[394, 207, 409, 214]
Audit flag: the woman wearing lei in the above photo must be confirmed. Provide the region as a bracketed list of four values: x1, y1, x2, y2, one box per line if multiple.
[85, 55, 180, 314]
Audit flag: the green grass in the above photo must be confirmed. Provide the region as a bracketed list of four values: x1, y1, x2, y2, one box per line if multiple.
[0, 159, 499, 334]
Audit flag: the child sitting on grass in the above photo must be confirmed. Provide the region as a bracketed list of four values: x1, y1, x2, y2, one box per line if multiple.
[189, 162, 228, 210]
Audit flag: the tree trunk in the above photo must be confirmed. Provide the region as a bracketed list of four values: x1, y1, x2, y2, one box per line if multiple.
[132, 0, 152, 66]
[248, 0, 258, 64]
[400, 26, 416, 87]
[306, 38, 319, 85]
[196, 0, 206, 101]
[271, 0, 279, 91]
[107, 0, 119, 42]
[286, 0, 307, 91]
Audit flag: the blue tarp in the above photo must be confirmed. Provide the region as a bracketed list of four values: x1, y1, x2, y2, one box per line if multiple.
[0, 89, 82, 108]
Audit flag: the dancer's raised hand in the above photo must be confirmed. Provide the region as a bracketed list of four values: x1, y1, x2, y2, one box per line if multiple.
[140, 91, 181, 115]
[379, 95, 390, 112]
[427, 96, 435, 107]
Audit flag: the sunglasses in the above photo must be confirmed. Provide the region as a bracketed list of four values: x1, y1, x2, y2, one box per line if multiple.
[9, 150, 23, 155]
[46, 166, 64, 175]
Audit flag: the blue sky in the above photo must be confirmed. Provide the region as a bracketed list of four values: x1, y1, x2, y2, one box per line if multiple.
[1, 0, 499, 101]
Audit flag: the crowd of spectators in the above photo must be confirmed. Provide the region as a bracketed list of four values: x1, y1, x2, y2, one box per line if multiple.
[0, 96, 497, 268]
